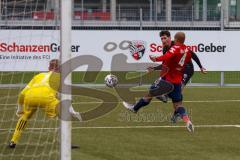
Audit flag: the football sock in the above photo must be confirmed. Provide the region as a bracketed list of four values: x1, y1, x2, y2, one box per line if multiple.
[176, 106, 190, 123]
[133, 98, 150, 112]
[182, 115, 190, 123]
[11, 117, 28, 143]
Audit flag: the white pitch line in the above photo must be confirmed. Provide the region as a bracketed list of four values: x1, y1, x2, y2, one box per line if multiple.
[72, 99, 240, 104]
[0, 99, 240, 106]
[0, 125, 240, 131]
[71, 125, 240, 129]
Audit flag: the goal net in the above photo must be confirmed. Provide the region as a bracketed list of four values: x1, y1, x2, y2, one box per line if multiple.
[0, 0, 62, 159]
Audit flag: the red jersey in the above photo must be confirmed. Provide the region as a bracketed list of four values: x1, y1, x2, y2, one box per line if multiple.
[155, 44, 192, 84]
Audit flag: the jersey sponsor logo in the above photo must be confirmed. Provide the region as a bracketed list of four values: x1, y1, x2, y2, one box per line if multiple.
[129, 40, 146, 60]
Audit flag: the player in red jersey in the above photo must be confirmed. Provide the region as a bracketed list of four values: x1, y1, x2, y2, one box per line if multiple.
[148, 30, 206, 103]
[150, 35, 192, 84]
[150, 32, 194, 132]
[123, 32, 194, 132]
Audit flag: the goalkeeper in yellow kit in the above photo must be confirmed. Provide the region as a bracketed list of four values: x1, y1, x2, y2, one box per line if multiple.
[9, 59, 80, 148]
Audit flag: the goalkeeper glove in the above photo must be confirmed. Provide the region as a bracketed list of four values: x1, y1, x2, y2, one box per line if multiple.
[69, 105, 82, 121]
[16, 105, 24, 117]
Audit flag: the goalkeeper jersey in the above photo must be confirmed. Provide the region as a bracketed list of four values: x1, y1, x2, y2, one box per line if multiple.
[18, 71, 60, 105]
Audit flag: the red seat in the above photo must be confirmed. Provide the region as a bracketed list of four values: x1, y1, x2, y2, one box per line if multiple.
[33, 11, 54, 20]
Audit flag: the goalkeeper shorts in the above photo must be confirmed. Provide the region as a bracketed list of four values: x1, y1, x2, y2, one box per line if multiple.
[23, 92, 59, 118]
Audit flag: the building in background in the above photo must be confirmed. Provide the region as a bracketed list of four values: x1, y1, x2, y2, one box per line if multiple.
[0, 0, 239, 29]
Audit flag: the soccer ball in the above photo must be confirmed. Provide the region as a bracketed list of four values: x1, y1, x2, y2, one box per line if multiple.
[104, 74, 118, 88]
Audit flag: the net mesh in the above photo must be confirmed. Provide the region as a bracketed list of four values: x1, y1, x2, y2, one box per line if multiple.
[0, 0, 240, 159]
[0, 1, 60, 159]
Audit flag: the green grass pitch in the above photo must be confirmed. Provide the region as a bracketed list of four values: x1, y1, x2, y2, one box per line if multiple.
[0, 86, 240, 160]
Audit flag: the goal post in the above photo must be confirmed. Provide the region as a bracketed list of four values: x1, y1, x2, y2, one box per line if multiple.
[60, 0, 72, 160]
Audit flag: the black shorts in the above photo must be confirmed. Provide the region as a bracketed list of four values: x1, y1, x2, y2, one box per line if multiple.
[182, 66, 194, 85]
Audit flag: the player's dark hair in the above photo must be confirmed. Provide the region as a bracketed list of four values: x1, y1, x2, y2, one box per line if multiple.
[160, 30, 171, 37]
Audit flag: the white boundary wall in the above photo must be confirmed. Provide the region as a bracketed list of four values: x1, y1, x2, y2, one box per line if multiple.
[0, 30, 239, 71]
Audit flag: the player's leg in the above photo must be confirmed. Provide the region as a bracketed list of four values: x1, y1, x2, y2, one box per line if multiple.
[167, 84, 181, 123]
[154, 78, 174, 104]
[148, 78, 174, 97]
[10, 107, 37, 148]
[156, 94, 168, 103]
[122, 79, 160, 113]
[182, 66, 194, 89]
[170, 105, 181, 123]
[134, 79, 173, 112]
[123, 78, 173, 113]
[174, 102, 194, 132]
[168, 83, 194, 132]
[122, 94, 152, 113]
[153, 77, 171, 104]
[45, 99, 59, 118]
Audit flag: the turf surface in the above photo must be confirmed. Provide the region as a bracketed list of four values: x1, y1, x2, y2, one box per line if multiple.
[0, 86, 240, 160]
